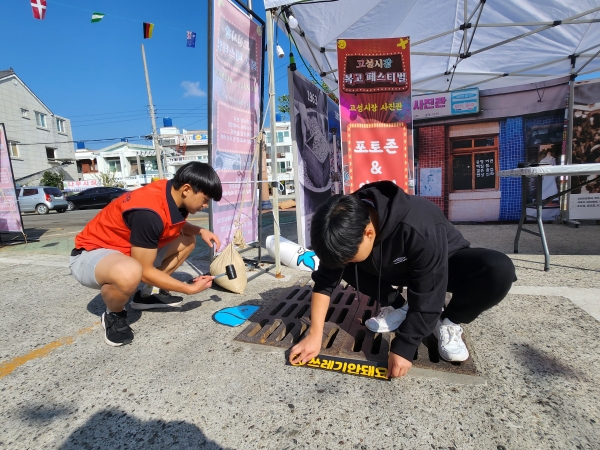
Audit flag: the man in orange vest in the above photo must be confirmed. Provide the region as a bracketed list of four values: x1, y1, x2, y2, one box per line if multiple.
[70, 162, 222, 347]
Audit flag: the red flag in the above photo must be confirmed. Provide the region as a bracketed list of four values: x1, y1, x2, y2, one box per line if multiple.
[31, 0, 47, 20]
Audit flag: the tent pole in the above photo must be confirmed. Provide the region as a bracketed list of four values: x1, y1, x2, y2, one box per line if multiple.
[266, 9, 282, 277]
[565, 77, 575, 222]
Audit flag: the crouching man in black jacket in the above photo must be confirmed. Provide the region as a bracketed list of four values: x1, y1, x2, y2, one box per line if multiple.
[289, 181, 516, 378]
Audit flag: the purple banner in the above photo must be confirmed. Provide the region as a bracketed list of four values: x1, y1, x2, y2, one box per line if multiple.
[0, 123, 24, 233]
[210, 0, 262, 247]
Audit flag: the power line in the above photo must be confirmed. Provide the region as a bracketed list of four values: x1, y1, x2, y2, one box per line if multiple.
[16, 135, 147, 146]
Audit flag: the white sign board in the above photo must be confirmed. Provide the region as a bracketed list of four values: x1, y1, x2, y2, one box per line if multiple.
[413, 88, 479, 120]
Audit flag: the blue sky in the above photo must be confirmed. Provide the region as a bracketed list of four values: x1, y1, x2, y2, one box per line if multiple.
[3, 1, 599, 151]
[0, 0, 298, 150]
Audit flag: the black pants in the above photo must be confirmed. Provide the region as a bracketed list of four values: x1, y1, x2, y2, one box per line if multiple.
[342, 248, 516, 324]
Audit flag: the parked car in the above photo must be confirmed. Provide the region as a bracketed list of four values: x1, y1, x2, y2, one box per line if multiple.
[67, 187, 129, 210]
[16, 186, 69, 214]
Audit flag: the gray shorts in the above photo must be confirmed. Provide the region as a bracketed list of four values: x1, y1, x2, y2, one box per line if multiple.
[69, 246, 169, 290]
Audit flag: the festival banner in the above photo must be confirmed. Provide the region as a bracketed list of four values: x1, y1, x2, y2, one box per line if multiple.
[569, 78, 600, 220]
[0, 124, 24, 234]
[337, 37, 414, 194]
[210, 0, 262, 246]
[289, 70, 331, 248]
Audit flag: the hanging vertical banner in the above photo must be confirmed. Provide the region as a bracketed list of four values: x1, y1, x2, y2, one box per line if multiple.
[289, 70, 332, 248]
[327, 97, 342, 195]
[0, 124, 24, 234]
[569, 78, 600, 220]
[210, 0, 262, 246]
[337, 37, 414, 194]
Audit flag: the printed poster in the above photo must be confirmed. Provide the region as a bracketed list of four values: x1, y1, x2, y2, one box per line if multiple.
[0, 124, 24, 233]
[419, 167, 442, 197]
[289, 70, 331, 248]
[337, 37, 414, 194]
[569, 78, 600, 220]
[210, 0, 262, 246]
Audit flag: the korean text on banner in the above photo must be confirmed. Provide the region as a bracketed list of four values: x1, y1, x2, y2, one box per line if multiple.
[0, 124, 24, 233]
[211, 0, 262, 246]
[337, 37, 414, 194]
[289, 70, 332, 248]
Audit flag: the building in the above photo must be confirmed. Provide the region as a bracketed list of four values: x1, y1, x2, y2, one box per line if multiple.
[0, 68, 77, 183]
[159, 120, 209, 171]
[414, 77, 569, 222]
[264, 119, 295, 194]
[73, 141, 162, 188]
[71, 121, 209, 189]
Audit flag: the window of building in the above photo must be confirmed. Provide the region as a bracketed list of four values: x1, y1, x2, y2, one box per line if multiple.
[278, 161, 286, 173]
[46, 147, 56, 160]
[277, 131, 284, 143]
[284, 131, 290, 138]
[8, 141, 19, 158]
[56, 118, 66, 133]
[21, 108, 29, 119]
[35, 111, 47, 128]
[265, 132, 271, 144]
[107, 159, 122, 172]
[450, 136, 498, 192]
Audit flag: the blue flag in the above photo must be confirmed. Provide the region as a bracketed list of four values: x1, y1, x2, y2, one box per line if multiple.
[186, 31, 196, 48]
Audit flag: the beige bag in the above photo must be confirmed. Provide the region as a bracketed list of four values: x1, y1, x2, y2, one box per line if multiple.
[210, 241, 247, 294]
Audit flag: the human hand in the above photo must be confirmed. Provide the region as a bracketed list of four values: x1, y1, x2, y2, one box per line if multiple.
[185, 276, 215, 294]
[387, 352, 412, 379]
[289, 331, 322, 365]
[199, 228, 221, 252]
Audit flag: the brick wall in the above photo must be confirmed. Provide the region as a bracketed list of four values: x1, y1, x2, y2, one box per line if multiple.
[498, 114, 564, 221]
[417, 125, 446, 211]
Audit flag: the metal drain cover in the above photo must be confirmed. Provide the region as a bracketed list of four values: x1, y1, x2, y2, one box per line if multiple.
[234, 284, 478, 378]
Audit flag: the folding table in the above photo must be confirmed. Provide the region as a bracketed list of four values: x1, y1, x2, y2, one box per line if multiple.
[498, 163, 600, 271]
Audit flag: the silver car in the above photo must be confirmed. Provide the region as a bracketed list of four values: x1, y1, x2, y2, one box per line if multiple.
[17, 186, 69, 214]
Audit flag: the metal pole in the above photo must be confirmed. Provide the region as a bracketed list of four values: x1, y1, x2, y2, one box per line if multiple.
[207, 0, 215, 247]
[564, 77, 575, 222]
[141, 44, 164, 180]
[331, 129, 340, 194]
[266, 9, 282, 276]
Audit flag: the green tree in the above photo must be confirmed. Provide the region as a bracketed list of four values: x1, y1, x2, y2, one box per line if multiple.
[40, 170, 64, 190]
[95, 171, 125, 188]
[277, 94, 289, 117]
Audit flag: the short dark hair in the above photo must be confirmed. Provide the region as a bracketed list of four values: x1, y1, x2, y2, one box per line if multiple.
[310, 194, 371, 269]
[172, 162, 222, 201]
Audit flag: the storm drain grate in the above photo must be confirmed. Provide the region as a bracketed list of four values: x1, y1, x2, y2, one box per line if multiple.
[234, 284, 478, 377]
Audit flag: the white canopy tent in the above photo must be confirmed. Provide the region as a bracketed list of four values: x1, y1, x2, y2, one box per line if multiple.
[264, 0, 600, 94]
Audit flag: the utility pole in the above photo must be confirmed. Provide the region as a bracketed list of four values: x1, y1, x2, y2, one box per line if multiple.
[141, 44, 164, 179]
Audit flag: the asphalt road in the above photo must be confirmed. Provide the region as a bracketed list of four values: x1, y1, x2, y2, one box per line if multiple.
[20, 208, 210, 241]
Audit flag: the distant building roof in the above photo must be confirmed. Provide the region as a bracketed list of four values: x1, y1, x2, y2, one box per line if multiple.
[0, 68, 15, 79]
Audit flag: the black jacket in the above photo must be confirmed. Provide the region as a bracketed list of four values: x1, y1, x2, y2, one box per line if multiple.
[311, 181, 470, 361]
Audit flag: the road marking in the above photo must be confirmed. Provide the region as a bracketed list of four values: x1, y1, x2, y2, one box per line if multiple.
[509, 286, 600, 321]
[0, 322, 100, 379]
[0, 257, 69, 268]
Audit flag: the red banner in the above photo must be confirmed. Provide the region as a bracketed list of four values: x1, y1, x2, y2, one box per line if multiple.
[337, 37, 413, 193]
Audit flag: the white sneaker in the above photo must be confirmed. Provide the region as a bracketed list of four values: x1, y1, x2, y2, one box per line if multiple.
[365, 304, 408, 332]
[433, 319, 469, 362]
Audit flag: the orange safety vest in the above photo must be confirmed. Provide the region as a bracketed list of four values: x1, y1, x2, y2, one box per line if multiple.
[75, 180, 186, 256]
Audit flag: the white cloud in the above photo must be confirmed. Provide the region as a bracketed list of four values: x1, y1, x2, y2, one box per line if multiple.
[181, 81, 206, 97]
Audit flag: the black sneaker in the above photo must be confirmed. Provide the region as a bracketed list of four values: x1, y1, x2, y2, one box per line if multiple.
[101, 311, 134, 347]
[130, 290, 184, 310]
